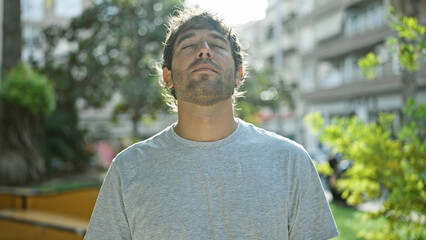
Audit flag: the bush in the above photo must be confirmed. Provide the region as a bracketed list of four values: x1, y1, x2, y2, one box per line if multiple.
[304, 99, 426, 239]
[1, 62, 55, 116]
[0, 63, 56, 185]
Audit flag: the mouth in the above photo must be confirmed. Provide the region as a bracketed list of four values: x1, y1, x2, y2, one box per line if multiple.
[191, 64, 218, 73]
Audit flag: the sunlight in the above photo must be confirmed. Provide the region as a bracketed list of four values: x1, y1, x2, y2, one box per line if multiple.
[185, 0, 268, 25]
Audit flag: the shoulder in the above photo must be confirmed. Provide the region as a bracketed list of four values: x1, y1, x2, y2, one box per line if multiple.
[113, 125, 173, 166]
[239, 120, 307, 155]
[106, 125, 175, 190]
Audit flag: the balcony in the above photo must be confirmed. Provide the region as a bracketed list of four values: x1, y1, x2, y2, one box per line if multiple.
[301, 75, 402, 103]
[302, 25, 392, 60]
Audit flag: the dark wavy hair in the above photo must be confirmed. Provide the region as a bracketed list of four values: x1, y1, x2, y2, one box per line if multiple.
[158, 8, 246, 111]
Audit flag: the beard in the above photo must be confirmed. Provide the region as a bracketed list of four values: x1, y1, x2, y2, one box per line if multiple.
[171, 62, 235, 106]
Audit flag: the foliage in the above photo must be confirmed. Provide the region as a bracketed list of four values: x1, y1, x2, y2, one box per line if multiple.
[72, 0, 178, 137]
[43, 109, 90, 173]
[359, 7, 425, 79]
[358, 53, 381, 80]
[304, 100, 426, 239]
[313, 160, 334, 177]
[0, 62, 55, 116]
[237, 67, 293, 125]
[39, 0, 180, 137]
[33, 0, 181, 173]
[0, 63, 56, 185]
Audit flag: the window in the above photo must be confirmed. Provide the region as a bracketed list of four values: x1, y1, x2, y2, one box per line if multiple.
[314, 11, 343, 42]
[285, 21, 294, 35]
[300, 27, 314, 53]
[343, 54, 360, 82]
[318, 61, 342, 88]
[300, 0, 313, 15]
[371, 4, 384, 28]
[54, 0, 82, 18]
[375, 44, 388, 78]
[392, 52, 401, 75]
[21, 0, 44, 21]
[268, 56, 274, 67]
[22, 26, 44, 64]
[302, 65, 314, 91]
[23, 26, 43, 47]
[266, 27, 273, 41]
[344, 11, 357, 36]
[344, 1, 385, 36]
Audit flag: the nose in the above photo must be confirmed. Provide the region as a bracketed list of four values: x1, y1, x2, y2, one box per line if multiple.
[197, 42, 212, 59]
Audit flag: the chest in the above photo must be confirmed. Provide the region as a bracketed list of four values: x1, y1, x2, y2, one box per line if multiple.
[123, 153, 290, 239]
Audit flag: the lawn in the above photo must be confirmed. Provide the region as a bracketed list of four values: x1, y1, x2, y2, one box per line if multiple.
[330, 203, 387, 240]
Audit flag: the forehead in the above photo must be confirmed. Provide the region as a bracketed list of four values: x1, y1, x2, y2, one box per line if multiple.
[175, 29, 229, 45]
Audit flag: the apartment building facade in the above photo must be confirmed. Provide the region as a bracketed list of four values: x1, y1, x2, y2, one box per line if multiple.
[240, 0, 426, 153]
[19, 0, 164, 140]
[21, 0, 92, 64]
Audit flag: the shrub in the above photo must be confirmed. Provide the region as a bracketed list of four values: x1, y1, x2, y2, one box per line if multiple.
[0, 62, 55, 116]
[305, 100, 426, 239]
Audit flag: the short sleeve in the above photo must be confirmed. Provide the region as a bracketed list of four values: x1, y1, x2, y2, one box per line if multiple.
[84, 161, 132, 240]
[288, 150, 339, 240]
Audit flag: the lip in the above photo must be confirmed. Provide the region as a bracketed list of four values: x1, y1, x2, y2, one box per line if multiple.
[191, 64, 218, 73]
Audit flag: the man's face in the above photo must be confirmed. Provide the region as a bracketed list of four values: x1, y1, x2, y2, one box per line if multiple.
[163, 29, 241, 106]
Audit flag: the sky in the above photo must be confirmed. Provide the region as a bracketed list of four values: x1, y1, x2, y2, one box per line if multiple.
[184, 0, 268, 25]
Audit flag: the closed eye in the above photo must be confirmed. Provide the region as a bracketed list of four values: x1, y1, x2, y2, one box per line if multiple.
[212, 44, 225, 49]
[182, 44, 195, 50]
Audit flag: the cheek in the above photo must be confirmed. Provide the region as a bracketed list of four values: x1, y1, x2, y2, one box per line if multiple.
[226, 68, 236, 83]
[217, 53, 235, 67]
[171, 57, 190, 72]
[170, 68, 186, 85]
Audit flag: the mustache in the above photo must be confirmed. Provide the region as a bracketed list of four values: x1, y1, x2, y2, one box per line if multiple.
[187, 58, 221, 71]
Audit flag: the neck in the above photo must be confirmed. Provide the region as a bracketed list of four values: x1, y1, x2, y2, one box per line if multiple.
[174, 98, 238, 142]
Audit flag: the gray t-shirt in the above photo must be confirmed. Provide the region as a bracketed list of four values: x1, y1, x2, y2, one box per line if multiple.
[85, 119, 339, 239]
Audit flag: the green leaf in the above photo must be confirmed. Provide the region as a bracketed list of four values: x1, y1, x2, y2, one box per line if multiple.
[304, 112, 323, 134]
[0, 62, 56, 116]
[309, 99, 426, 238]
[358, 52, 381, 80]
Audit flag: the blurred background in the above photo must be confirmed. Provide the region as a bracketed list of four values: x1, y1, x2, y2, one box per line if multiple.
[0, 0, 424, 239]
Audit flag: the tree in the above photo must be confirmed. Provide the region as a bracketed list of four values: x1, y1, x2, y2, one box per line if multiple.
[39, 0, 180, 138]
[358, 5, 425, 105]
[237, 66, 294, 126]
[306, 5, 426, 236]
[34, 0, 181, 171]
[304, 100, 425, 239]
[0, 63, 56, 185]
[1, 0, 22, 76]
[98, 0, 177, 137]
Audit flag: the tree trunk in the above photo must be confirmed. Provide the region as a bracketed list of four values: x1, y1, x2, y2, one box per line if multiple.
[0, 103, 45, 185]
[2, 0, 22, 76]
[391, 0, 420, 113]
[131, 110, 141, 138]
[409, 0, 419, 17]
[400, 0, 419, 105]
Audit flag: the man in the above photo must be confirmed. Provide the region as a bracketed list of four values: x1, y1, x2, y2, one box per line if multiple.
[85, 8, 339, 240]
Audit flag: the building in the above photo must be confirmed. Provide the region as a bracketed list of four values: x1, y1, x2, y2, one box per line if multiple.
[239, 0, 426, 155]
[21, 0, 92, 64]
[237, 0, 303, 142]
[19, 0, 176, 141]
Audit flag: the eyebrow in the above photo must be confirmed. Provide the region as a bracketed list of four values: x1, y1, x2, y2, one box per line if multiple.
[208, 32, 228, 45]
[175, 31, 229, 48]
[175, 32, 196, 48]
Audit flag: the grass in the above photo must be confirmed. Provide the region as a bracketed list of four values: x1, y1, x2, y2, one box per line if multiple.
[330, 203, 387, 240]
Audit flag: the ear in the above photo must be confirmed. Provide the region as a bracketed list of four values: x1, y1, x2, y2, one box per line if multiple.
[163, 67, 173, 89]
[235, 66, 243, 87]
